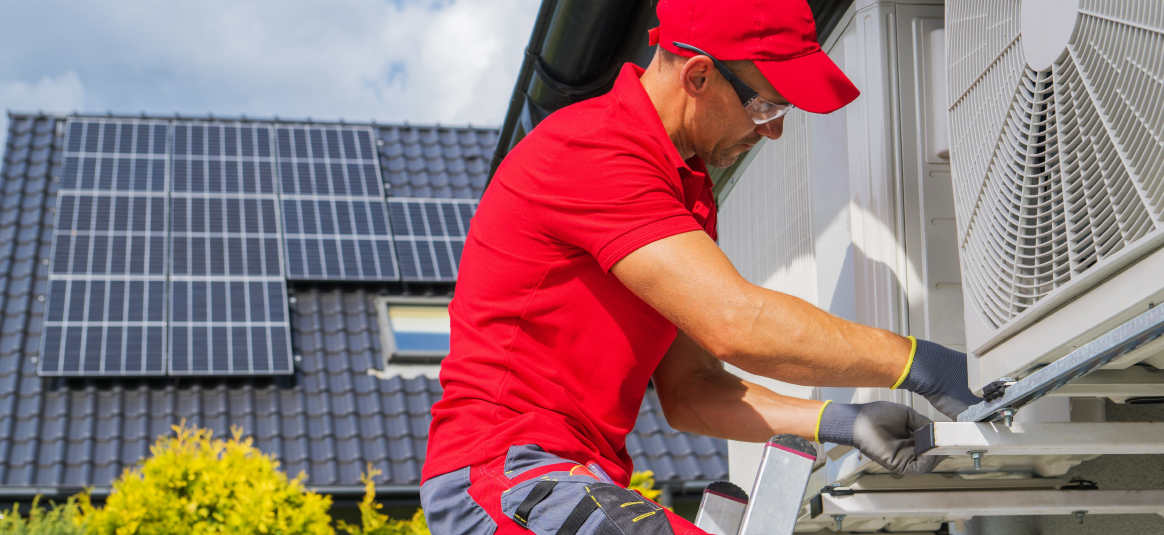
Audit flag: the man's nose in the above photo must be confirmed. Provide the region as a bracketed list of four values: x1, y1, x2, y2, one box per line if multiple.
[756, 117, 785, 140]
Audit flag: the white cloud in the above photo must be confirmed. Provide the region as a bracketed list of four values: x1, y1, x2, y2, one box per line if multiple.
[0, 0, 539, 153]
[0, 72, 87, 150]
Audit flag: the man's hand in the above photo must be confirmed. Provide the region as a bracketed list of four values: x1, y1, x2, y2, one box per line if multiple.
[817, 401, 944, 475]
[898, 339, 984, 420]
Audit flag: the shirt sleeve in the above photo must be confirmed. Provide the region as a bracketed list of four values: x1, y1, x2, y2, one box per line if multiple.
[536, 153, 704, 272]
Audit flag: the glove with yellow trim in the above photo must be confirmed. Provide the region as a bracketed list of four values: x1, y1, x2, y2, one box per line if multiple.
[896, 337, 984, 420]
[817, 401, 944, 475]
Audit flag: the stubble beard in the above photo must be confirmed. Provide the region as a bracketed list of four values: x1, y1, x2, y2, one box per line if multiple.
[702, 133, 763, 169]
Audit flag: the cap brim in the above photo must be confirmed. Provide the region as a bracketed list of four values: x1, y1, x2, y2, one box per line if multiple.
[755, 50, 859, 114]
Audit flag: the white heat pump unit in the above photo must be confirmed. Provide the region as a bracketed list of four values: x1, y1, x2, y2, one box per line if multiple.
[711, 0, 1164, 531]
[948, 0, 1164, 393]
[717, 0, 989, 531]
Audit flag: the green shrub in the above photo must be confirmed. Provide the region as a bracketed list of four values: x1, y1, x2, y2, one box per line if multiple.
[0, 495, 87, 535]
[85, 421, 333, 535]
[338, 466, 428, 535]
[628, 470, 662, 502]
[40, 419, 666, 535]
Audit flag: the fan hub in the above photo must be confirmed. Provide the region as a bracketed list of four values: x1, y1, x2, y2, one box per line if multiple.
[1021, 0, 1081, 71]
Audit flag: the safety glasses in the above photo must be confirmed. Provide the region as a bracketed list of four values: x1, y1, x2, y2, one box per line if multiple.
[672, 41, 795, 124]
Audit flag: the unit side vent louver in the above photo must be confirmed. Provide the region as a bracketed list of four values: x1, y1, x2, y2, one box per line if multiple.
[949, 0, 1164, 336]
[718, 111, 816, 304]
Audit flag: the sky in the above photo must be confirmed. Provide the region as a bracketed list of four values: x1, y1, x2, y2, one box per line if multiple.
[0, 0, 541, 149]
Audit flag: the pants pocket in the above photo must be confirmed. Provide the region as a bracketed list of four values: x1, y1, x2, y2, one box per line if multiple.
[421, 466, 498, 535]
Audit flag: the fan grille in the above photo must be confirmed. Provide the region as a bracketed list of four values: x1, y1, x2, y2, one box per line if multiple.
[951, 0, 1164, 330]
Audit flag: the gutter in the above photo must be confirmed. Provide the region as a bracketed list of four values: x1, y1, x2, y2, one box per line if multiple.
[0, 487, 112, 500]
[310, 484, 422, 498]
[0, 485, 422, 501]
[0, 481, 710, 501]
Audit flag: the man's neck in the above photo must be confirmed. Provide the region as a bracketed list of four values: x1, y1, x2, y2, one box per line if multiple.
[639, 61, 696, 161]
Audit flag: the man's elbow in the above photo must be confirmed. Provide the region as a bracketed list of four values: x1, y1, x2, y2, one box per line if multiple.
[687, 295, 770, 363]
[694, 326, 755, 365]
[656, 392, 701, 434]
[653, 376, 708, 435]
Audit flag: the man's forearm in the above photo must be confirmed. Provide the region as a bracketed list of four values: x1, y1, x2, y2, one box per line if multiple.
[614, 230, 910, 389]
[664, 367, 824, 442]
[654, 331, 824, 442]
[724, 287, 912, 388]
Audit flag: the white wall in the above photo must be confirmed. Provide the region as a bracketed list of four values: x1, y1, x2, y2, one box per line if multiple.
[715, 0, 972, 490]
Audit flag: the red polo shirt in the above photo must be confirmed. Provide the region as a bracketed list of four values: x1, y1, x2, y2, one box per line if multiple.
[423, 64, 718, 486]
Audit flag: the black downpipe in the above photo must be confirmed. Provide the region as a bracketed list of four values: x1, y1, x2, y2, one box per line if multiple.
[490, 0, 562, 180]
[527, 0, 637, 112]
[489, 0, 651, 183]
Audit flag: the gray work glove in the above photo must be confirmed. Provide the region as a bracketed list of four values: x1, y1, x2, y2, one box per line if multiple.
[898, 338, 984, 420]
[817, 401, 944, 475]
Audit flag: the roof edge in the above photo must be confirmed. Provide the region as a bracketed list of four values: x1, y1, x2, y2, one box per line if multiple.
[0, 479, 719, 499]
[5, 110, 499, 132]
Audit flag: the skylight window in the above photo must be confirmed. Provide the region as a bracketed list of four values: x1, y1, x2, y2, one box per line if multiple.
[375, 298, 451, 364]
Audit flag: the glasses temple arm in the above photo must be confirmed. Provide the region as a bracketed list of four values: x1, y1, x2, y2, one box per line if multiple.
[671, 41, 760, 105]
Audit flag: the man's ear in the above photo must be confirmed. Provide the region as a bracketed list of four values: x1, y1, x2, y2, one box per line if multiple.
[678, 56, 715, 98]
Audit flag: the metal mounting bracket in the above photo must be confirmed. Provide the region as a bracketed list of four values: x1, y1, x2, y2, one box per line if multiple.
[915, 422, 1164, 456]
[1044, 365, 1164, 397]
[959, 304, 1164, 423]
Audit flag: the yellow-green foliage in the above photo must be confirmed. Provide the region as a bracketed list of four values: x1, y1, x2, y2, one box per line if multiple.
[85, 422, 333, 535]
[338, 466, 428, 535]
[26, 420, 665, 535]
[0, 495, 87, 535]
[627, 470, 662, 502]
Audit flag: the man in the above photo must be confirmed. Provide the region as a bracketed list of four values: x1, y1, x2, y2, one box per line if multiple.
[421, 0, 982, 533]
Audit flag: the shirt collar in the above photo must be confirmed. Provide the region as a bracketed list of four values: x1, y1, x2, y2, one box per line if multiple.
[612, 63, 704, 176]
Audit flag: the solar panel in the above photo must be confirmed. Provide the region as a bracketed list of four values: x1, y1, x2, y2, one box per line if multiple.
[169, 122, 293, 375]
[275, 125, 399, 280]
[387, 198, 477, 281]
[41, 118, 170, 376]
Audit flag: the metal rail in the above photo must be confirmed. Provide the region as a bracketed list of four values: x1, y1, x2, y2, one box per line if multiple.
[916, 422, 1164, 456]
[812, 489, 1164, 518]
[958, 304, 1164, 423]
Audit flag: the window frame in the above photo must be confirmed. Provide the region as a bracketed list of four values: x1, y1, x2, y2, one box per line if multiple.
[374, 296, 452, 366]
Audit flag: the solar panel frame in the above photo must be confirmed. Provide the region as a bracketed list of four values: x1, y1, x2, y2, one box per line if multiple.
[43, 119, 486, 377]
[168, 122, 293, 376]
[387, 198, 477, 282]
[41, 118, 171, 376]
[275, 125, 399, 281]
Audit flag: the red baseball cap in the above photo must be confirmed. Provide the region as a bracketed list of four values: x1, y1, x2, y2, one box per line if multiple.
[648, 0, 859, 114]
